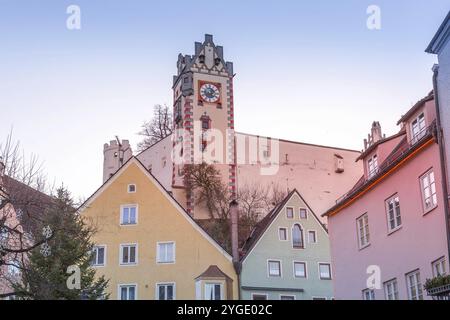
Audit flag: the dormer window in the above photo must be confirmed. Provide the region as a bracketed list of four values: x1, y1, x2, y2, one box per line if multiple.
[199, 55, 205, 64]
[411, 113, 426, 144]
[214, 58, 221, 66]
[367, 155, 378, 179]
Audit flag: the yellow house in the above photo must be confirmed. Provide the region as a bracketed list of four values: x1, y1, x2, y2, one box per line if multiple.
[80, 157, 238, 300]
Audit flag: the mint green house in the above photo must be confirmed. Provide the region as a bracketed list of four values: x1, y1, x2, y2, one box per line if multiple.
[239, 189, 334, 300]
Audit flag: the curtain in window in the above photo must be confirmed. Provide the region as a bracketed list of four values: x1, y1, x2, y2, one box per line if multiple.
[292, 224, 304, 248]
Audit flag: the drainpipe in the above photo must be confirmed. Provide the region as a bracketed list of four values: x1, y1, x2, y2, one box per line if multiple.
[432, 65, 450, 270]
[230, 200, 241, 300]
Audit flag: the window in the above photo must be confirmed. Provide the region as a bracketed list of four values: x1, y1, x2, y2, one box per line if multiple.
[319, 263, 332, 280]
[120, 244, 137, 265]
[286, 207, 294, 219]
[292, 224, 304, 249]
[385, 195, 402, 232]
[411, 113, 426, 143]
[120, 205, 137, 225]
[362, 289, 375, 300]
[204, 283, 222, 300]
[119, 284, 136, 300]
[299, 208, 308, 219]
[201, 118, 210, 130]
[406, 270, 423, 300]
[384, 279, 399, 300]
[157, 283, 175, 300]
[367, 154, 378, 178]
[293, 262, 306, 278]
[127, 184, 136, 193]
[356, 214, 370, 249]
[308, 231, 317, 243]
[268, 260, 281, 277]
[92, 245, 106, 266]
[421, 170, 437, 211]
[280, 295, 295, 300]
[252, 294, 267, 300]
[157, 242, 175, 263]
[432, 257, 447, 277]
[279, 228, 287, 241]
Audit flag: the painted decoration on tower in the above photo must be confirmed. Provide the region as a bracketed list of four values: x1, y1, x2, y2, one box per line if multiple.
[198, 81, 221, 104]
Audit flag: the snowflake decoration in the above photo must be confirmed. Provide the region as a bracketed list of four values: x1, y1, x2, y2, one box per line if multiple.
[42, 226, 53, 239]
[40, 242, 51, 257]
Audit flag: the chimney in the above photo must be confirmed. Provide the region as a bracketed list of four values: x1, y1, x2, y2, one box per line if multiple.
[371, 121, 383, 143]
[230, 200, 239, 264]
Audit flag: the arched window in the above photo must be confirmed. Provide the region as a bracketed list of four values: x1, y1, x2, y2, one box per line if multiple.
[292, 224, 304, 249]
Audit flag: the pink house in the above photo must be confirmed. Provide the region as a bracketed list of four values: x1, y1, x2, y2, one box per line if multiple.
[323, 92, 449, 300]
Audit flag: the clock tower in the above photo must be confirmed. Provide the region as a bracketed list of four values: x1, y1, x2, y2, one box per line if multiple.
[171, 34, 236, 217]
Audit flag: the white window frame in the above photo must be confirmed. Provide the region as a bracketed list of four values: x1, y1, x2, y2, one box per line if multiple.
[299, 207, 308, 219]
[286, 207, 294, 219]
[293, 261, 307, 279]
[120, 204, 138, 225]
[251, 293, 268, 300]
[318, 263, 332, 280]
[362, 288, 375, 300]
[383, 278, 399, 300]
[119, 243, 138, 266]
[420, 169, 438, 213]
[356, 213, 370, 249]
[267, 259, 282, 278]
[308, 230, 317, 244]
[406, 269, 423, 300]
[127, 184, 136, 193]
[411, 112, 426, 144]
[385, 194, 402, 233]
[156, 241, 176, 264]
[204, 282, 223, 300]
[292, 223, 305, 249]
[279, 294, 296, 300]
[367, 154, 378, 179]
[92, 245, 107, 267]
[432, 257, 447, 277]
[118, 283, 137, 300]
[278, 227, 288, 241]
[155, 282, 176, 300]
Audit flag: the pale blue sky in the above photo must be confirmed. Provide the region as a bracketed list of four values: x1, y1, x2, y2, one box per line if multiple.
[0, 1, 448, 199]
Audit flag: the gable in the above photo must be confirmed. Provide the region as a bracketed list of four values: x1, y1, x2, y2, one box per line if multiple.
[80, 158, 232, 261]
[241, 190, 328, 264]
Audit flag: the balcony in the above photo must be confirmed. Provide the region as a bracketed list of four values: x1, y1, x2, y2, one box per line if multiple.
[335, 121, 437, 205]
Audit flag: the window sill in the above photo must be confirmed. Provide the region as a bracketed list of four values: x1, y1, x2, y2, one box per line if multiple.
[387, 226, 402, 236]
[120, 224, 137, 227]
[320, 277, 332, 281]
[92, 264, 105, 268]
[423, 205, 438, 216]
[120, 263, 137, 267]
[156, 261, 175, 265]
[358, 243, 371, 251]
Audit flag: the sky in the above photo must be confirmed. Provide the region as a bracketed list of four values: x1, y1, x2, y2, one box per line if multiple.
[0, 0, 448, 199]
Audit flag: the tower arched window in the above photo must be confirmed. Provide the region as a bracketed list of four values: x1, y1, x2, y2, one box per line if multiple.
[292, 224, 304, 249]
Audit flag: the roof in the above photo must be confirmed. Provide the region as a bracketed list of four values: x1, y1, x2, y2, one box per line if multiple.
[78, 156, 233, 261]
[426, 11, 450, 54]
[355, 129, 406, 162]
[397, 91, 434, 125]
[236, 131, 361, 154]
[195, 265, 232, 280]
[240, 189, 327, 263]
[323, 122, 437, 217]
[2, 176, 54, 234]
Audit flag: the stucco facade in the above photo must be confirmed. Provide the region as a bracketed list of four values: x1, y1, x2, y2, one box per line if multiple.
[240, 190, 333, 300]
[325, 95, 449, 300]
[81, 157, 238, 300]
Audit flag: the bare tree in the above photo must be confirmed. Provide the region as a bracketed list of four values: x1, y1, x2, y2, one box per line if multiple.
[0, 131, 53, 299]
[137, 104, 173, 152]
[183, 163, 287, 250]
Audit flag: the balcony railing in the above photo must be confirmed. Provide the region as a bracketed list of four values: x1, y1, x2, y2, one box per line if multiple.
[335, 121, 437, 205]
[426, 284, 450, 300]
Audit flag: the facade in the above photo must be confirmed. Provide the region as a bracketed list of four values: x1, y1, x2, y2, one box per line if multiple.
[103, 34, 363, 223]
[80, 157, 238, 300]
[239, 189, 333, 300]
[324, 93, 449, 300]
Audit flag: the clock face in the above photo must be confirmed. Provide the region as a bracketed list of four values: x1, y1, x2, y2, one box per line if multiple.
[200, 83, 220, 103]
